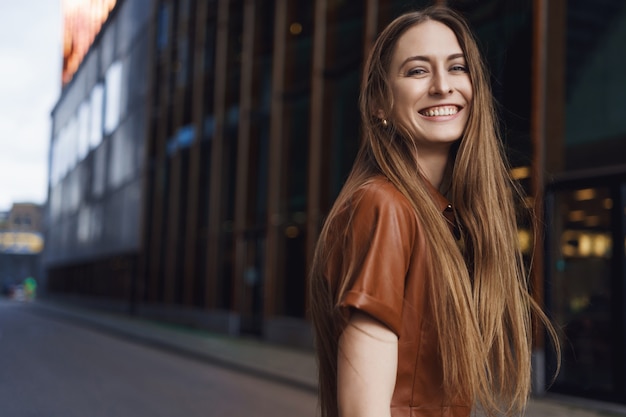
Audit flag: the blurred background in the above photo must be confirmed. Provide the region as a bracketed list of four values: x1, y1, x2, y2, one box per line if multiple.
[1, 0, 626, 412]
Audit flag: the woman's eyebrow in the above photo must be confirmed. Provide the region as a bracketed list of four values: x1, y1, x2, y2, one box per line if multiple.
[399, 53, 465, 67]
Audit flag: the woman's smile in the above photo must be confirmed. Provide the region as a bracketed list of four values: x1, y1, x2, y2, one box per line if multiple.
[418, 105, 460, 117]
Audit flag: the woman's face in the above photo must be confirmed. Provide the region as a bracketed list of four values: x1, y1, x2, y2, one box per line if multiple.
[387, 20, 472, 152]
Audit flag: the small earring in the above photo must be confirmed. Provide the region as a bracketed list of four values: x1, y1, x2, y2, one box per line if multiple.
[382, 119, 388, 127]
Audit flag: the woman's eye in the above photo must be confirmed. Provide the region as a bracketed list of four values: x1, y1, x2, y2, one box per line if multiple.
[407, 68, 426, 76]
[451, 64, 468, 72]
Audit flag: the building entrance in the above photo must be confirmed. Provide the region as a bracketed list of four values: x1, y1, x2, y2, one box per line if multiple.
[545, 169, 626, 403]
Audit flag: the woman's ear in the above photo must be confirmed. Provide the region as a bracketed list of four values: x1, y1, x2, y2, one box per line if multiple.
[376, 109, 389, 128]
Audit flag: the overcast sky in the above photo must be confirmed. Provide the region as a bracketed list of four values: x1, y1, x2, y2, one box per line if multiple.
[0, 1, 62, 212]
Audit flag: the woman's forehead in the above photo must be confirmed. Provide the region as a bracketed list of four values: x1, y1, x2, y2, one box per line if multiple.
[392, 20, 463, 64]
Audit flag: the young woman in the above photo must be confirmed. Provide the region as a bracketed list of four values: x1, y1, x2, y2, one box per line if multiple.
[308, 6, 558, 417]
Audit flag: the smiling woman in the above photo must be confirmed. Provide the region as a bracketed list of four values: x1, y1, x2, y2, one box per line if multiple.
[308, 5, 560, 417]
[385, 19, 473, 186]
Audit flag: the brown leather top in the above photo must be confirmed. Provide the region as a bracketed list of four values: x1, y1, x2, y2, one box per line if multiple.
[325, 176, 470, 417]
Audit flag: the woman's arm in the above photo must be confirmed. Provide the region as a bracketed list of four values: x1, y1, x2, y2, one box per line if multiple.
[337, 311, 398, 417]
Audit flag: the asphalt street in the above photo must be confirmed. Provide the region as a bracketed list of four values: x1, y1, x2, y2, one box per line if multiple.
[3, 297, 626, 417]
[0, 299, 317, 417]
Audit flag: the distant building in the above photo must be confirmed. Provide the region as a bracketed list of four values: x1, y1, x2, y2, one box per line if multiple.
[43, 0, 626, 406]
[5, 203, 42, 232]
[0, 211, 8, 230]
[0, 203, 44, 293]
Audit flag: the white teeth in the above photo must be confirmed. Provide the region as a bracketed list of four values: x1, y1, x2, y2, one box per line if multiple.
[422, 106, 458, 117]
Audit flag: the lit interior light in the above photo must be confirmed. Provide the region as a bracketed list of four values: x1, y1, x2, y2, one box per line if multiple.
[584, 215, 600, 227]
[560, 230, 577, 257]
[285, 225, 299, 238]
[592, 234, 611, 257]
[290, 22, 303, 35]
[570, 296, 589, 313]
[574, 188, 596, 201]
[568, 210, 585, 222]
[517, 228, 531, 254]
[578, 234, 592, 256]
[603, 198, 613, 210]
[561, 242, 576, 257]
[510, 166, 530, 180]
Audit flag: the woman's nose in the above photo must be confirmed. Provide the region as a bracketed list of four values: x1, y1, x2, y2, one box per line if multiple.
[430, 72, 453, 95]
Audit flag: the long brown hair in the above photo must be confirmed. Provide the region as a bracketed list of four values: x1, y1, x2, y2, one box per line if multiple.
[309, 5, 559, 417]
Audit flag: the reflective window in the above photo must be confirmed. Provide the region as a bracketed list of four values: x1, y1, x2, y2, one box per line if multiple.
[50, 136, 61, 185]
[157, 2, 170, 52]
[92, 141, 107, 197]
[104, 60, 123, 135]
[108, 124, 135, 188]
[90, 84, 104, 148]
[65, 117, 78, 171]
[52, 120, 76, 185]
[49, 184, 62, 221]
[77, 101, 90, 160]
[77, 206, 91, 244]
[550, 186, 614, 392]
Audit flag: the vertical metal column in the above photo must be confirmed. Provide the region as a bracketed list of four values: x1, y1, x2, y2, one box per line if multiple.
[305, 0, 327, 281]
[136, 0, 159, 310]
[205, 0, 230, 309]
[530, 0, 566, 393]
[182, 0, 209, 306]
[363, 0, 378, 54]
[164, 1, 185, 305]
[233, 0, 256, 313]
[264, 0, 288, 318]
[147, 0, 175, 304]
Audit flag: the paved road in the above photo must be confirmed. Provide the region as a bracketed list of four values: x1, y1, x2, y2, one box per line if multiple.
[0, 299, 317, 417]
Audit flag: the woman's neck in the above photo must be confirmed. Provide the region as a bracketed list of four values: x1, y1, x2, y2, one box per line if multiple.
[417, 148, 451, 191]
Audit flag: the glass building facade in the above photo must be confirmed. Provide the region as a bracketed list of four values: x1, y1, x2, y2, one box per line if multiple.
[45, 0, 152, 304]
[44, 0, 626, 405]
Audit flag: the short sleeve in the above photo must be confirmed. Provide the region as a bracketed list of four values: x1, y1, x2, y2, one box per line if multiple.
[338, 181, 417, 336]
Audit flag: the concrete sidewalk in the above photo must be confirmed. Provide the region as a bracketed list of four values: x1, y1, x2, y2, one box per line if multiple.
[23, 299, 626, 417]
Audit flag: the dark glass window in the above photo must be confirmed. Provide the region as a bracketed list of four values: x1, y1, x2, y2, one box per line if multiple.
[546, 175, 626, 403]
[564, 2, 626, 170]
[157, 2, 170, 52]
[550, 186, 614, 392]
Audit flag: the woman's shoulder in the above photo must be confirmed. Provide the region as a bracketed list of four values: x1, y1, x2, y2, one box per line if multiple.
[351, 176, 414, 216]
[355, 176, 409, 202]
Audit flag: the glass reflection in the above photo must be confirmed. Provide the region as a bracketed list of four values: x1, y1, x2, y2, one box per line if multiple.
[90, 84, 104, 148]
[551, 186, 613, 392]
[104, 60, 123, 135]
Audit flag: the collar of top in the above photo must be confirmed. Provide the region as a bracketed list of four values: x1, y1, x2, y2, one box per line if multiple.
[421, 176, 461, 240]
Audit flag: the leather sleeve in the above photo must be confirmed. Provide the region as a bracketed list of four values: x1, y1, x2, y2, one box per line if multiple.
[338, 182, 417, 336]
